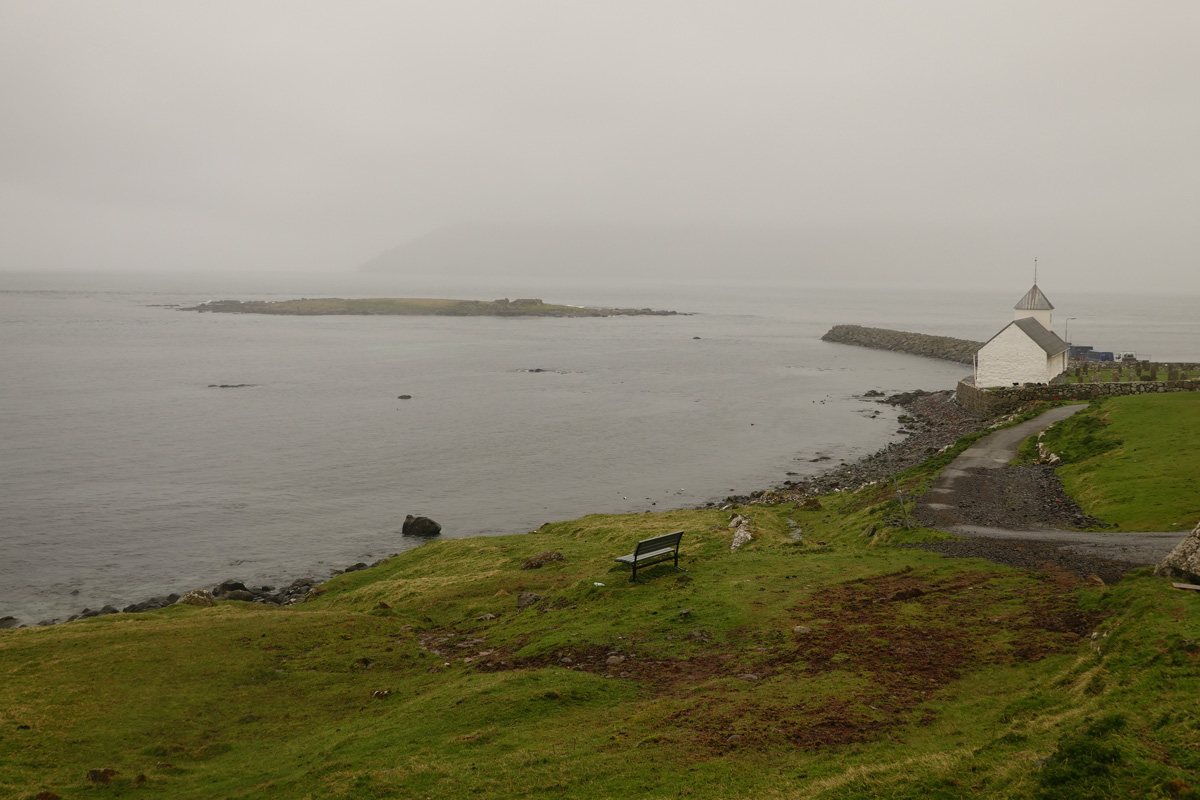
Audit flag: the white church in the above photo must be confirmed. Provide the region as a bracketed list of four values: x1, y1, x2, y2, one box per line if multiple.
[974, 284, 1070, 388]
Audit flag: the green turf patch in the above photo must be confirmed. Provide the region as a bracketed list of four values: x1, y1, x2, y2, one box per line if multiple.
[3, 411, 1199, 798]
[1031, 394, 1200, 530]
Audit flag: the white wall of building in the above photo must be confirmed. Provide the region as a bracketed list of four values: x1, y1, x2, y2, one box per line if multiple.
[1015, 309, 1052, 328]
[1049, 349, 1068, 381]
[976, 324, 1063, 387]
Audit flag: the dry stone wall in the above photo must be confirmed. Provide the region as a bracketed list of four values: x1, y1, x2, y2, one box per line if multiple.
[821, 325, 982, 365]
[956, 375, 1200, 416]
[1066, 361, 1200, 382]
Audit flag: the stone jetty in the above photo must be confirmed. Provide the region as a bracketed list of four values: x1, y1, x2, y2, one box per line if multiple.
[822, 325, 982, 365]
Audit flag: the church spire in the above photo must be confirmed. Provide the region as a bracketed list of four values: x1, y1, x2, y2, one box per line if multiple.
[1014, 280, 1054, 329]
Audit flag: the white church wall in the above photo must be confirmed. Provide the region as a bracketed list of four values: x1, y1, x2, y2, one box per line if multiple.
[1015, 309, 1052, 328]
[977, 325, 1049, 387]
[1048, 350, 1068, 383]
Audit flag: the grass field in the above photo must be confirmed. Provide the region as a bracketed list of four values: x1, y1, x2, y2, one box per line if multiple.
[2, 403, 1199, 799]
[1030, 393, 1200, 531]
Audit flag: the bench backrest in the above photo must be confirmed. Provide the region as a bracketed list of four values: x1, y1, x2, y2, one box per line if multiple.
[635, 530, 683, 555]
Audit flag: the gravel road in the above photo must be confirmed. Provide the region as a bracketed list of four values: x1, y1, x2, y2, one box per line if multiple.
[739, 392, 1185, 581]
[912, 404, 1184, 579]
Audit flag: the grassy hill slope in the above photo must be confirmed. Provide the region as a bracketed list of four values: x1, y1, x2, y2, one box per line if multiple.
[2, 405, 1198, 799]
[1030, 393, 1200, 531]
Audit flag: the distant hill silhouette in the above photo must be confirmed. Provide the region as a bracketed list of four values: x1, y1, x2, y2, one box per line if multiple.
[357, 222, 1046, 285]
[358, 224, 842, 281]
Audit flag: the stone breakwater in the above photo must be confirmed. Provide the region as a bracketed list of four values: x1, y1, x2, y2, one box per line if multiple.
[822, 325, 982, 365]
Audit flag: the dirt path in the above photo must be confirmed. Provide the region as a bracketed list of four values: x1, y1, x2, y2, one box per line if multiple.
[914, 405, 1183, 572]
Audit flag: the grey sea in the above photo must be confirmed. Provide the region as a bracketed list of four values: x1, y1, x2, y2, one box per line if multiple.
[3, 272, 1197, 625]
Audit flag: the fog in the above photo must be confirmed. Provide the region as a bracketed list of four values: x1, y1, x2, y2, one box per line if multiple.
[2, 2, 1197, 292]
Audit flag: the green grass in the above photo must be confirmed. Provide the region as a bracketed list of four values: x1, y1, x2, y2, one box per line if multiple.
[3, 410, 1199, 798]
[1032, 393, 1200, 530]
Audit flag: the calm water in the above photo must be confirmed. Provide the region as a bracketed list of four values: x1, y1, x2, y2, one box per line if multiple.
[2, 273, 1197, 624]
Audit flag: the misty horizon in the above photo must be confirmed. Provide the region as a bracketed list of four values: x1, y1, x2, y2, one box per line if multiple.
[2, 3, 1198, 293]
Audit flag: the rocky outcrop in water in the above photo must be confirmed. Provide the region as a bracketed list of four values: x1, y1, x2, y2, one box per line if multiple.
[402, 515, 442, 537]
[822, 325, 981, 365]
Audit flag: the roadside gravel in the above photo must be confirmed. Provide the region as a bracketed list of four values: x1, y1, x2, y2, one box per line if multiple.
[736, 390, 1152, 581]
[913, 463, 1110, 531]
[899, 537, 1138, 585]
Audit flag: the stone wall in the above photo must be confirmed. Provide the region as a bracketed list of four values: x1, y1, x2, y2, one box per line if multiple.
[956, 375, 1200, 415]
[821, 325, 982, 365]
[1068, 361, 1200, 376]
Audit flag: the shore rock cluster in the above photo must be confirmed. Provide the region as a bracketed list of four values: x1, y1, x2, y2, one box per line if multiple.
[54, 577, 333, 623]
[35, 521, 434, 626]
[725, 390, 988, 506]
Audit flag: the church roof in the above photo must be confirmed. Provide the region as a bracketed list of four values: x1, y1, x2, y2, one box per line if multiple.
[1015, 284, 1054, 311]
[1011, 317, 1069, 356]
[981, 317, 1069, 356]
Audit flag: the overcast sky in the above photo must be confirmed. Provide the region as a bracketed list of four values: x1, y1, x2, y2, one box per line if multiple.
[1, 1, 1197, 290]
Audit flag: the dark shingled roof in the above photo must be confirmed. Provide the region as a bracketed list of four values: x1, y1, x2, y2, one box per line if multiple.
[1015, 284, 1054, 311]
[1011, 316, 1069, 355]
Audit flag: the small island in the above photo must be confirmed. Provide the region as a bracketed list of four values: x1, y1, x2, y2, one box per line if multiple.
[182, 297, 681, 317]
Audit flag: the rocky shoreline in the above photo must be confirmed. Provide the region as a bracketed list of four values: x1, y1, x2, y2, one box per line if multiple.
[2, 566, 386, 629]
[721, 390, 1146, 582]
[3, 389, 1117, 629]
[720, 389, 992, 506]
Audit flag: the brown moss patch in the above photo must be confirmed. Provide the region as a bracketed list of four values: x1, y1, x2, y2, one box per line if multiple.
[413, 567, 1104, 751]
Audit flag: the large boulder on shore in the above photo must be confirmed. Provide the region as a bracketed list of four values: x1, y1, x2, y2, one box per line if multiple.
[1155, 520, 1200, 583]
[402, 514, 442, 537]
[212, 580, 249, 597]
[176, 590, 216, 608]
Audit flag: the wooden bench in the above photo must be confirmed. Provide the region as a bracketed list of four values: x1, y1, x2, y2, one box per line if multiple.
[614, 531, 685, 581]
